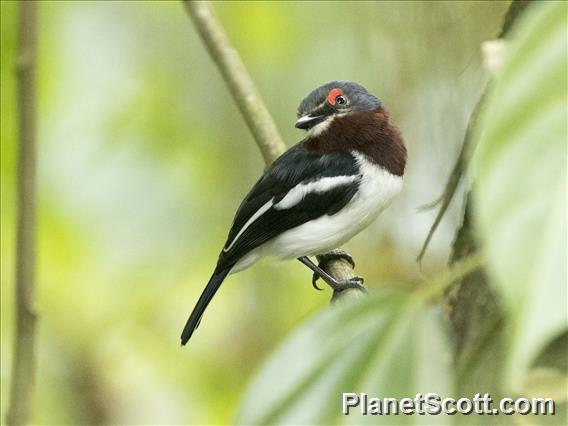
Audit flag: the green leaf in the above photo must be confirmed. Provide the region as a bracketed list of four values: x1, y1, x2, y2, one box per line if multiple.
[473, 1, 568, 392]
[235, 291, 453, 425]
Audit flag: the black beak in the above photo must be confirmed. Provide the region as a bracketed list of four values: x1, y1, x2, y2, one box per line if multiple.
[295, 114, 325, 130]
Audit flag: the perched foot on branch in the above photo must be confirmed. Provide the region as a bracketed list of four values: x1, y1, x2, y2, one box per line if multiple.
[297, 252, 365, 294]
[328, 275, 367, 303]
[331, 275, 366, 292]
[312, 250, 356, 288]
[311, 276, 324, 291]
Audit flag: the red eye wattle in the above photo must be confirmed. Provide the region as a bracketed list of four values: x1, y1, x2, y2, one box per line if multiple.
[327, 88, 344, 105]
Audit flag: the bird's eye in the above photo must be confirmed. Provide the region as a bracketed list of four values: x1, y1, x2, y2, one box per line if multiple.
[335, 95, 346, 105]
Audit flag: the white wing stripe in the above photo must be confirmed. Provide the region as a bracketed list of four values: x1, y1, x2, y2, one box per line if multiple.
[224, 175, 358, 253]
[223, 199, 273, 252]
[274, 175, 358, 210]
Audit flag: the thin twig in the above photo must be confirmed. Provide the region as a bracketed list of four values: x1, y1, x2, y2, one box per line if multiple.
[183, 1, 363, 297]
[416, 0, 533, 265]
[445, 0, 532, 397]
[7, 1, 38, 425]
[416, 95, 483, 264]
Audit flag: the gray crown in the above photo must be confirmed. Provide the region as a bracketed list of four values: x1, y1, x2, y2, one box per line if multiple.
[297, 81, 381, 117]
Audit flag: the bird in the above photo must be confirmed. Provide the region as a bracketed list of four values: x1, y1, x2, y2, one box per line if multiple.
[181, 81, 407, 345]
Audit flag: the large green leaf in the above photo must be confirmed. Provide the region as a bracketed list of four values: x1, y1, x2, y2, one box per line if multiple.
[235, 291, 453, 425]
[473, 1, 567, 392]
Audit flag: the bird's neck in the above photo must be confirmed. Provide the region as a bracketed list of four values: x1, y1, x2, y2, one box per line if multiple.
[303, 107, 407, 176]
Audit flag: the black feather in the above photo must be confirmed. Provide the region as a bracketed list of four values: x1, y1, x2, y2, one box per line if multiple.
[180, 267, 231, 345]
[218, 142, 360, 268]
[182, 143, 360, 343]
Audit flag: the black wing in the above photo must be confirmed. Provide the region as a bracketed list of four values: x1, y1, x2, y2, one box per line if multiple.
[217, 142, 361, 269]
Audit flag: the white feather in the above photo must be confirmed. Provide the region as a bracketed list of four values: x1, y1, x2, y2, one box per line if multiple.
[306, 118, 332, 138]
[274, 175, 358, 210]
[305, 113, 347, 138]
[231, 153, 403, 273]
[223, 199, 273, 252]
[225, 174, 357, 255]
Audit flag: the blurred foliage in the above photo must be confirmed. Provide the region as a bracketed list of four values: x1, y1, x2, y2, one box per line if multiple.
[237, 289, 454, 425]
[0, 1, 524, 424]
[473, 0, 567, 393]
[238, 2, 567, 425]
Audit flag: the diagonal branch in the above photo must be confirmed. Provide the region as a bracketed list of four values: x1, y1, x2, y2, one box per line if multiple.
[7, 1, 39, 425]
[416, 0, 533, 265]
[415, 95, 484, 264]
[182, 0, 364, 300]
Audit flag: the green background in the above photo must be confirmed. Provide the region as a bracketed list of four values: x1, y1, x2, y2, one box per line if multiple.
[1, 1, 509, 424]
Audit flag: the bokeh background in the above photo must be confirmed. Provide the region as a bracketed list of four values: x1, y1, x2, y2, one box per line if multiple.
[1, 1, 510, 424]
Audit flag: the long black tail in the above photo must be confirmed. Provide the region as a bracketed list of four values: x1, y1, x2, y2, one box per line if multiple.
[180, 267, 231, 345]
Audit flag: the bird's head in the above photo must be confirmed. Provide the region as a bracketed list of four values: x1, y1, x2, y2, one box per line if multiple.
[295, 81, 381, 136]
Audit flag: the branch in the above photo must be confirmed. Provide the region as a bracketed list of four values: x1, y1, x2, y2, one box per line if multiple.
[183, 1, 364, 299]
[7, 1, 39, 425]
[415, 95, 484, 264]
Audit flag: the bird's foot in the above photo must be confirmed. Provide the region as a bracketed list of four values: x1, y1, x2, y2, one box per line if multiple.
[312, 249, 356, 289]
[311, 275, 324, 291]
[329, 276, 367, 303]
[330, 276, 367, 293]
[317, 249, 356, 269]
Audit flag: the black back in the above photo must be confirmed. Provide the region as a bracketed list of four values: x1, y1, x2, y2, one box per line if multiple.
[217, 142, 361, 269]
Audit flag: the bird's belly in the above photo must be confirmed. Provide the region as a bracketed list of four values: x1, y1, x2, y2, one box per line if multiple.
[262, 164, 403, 260]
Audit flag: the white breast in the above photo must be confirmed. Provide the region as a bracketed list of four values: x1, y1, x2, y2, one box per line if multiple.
[231, 152, 403, 273]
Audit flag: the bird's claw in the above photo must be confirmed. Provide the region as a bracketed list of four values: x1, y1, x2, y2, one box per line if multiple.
[316, 249, 355, 270]
[337, 276, 366, 292]
[311, 273, 324, 290]
[310, 250, 359, 292]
